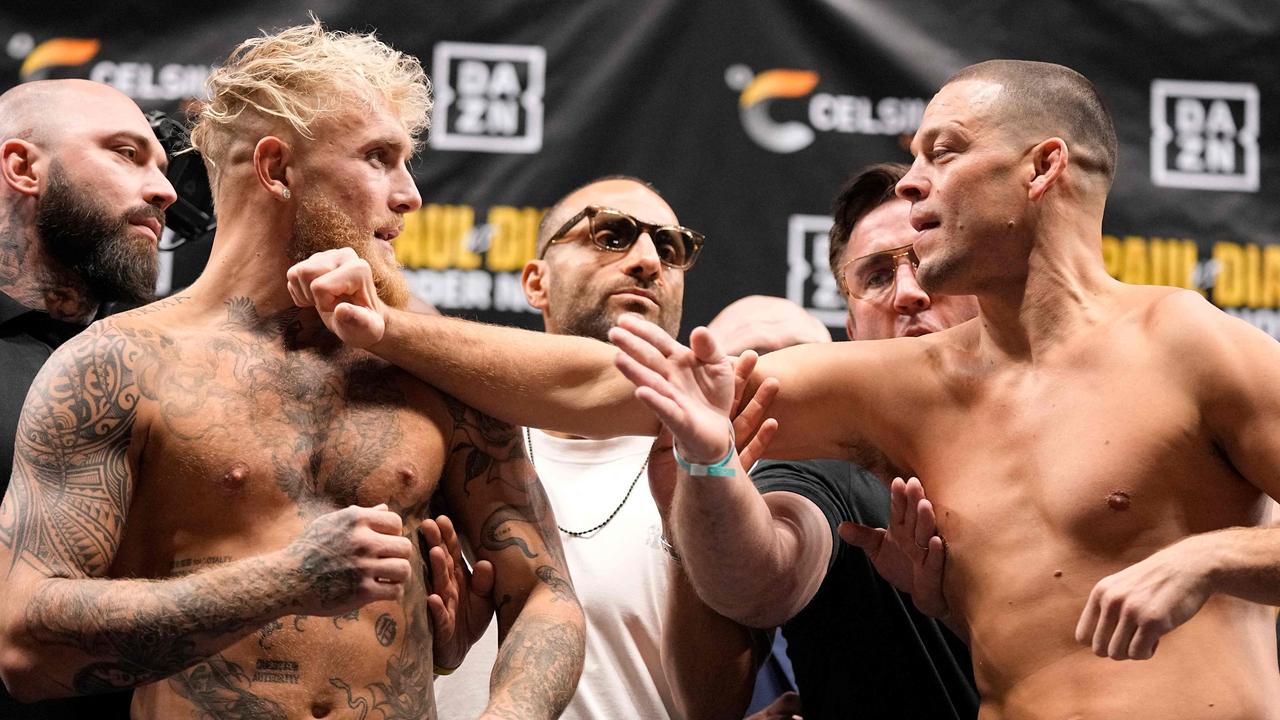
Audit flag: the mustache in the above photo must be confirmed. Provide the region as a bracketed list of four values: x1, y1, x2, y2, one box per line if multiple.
[126, 204, 167, 229]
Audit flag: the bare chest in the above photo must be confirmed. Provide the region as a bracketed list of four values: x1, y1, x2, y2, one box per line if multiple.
[131, 335, 448, 521]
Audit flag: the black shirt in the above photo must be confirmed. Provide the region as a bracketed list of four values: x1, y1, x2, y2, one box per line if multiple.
[0, 291, 131, 718]
[753, 458, 980, 720]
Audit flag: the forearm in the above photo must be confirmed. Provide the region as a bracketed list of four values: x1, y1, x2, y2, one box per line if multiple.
[2, 551, 303, 700]
[1199, 525, 1280, 605]
[482, 588, 586, 720]
[375, 309, 656, 437]
[663, 561, 759, 720]
[672, 461, 826, 627]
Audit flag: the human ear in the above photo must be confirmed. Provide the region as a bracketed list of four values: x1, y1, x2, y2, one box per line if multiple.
[252, 136, 293, 201]
[1028, 137, 1068, 201]
[0, 139, 40, 196]
[521, 260, 550, 310]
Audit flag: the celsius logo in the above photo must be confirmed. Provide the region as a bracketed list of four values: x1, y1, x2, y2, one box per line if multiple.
[9, 34, 100, 81]
[725, 65, 820, 153]
[1150, 79, 1260, 192]
[726, 64, 927, 154]
[8, 32, 209, 102]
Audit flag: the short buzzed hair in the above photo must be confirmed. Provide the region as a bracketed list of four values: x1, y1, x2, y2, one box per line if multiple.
[947, 60, 1118, 185]
[827, 163, 908, 278]
[535, 175, 666, 256]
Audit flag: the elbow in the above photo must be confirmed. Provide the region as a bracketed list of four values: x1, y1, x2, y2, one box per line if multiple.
[0, 644, 59, 703]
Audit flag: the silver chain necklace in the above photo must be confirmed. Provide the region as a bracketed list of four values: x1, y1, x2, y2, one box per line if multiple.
[524, 426, 649, 537]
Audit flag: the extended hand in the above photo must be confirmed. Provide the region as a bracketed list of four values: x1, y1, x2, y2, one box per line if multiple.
[837, 477, 948, 618]
[285, 503, 414, 616]
[286, 248, 388, 348]
[1074, 537, 1212, 660]
[421, 514, 495, 671]
[609, 314, 737, 464]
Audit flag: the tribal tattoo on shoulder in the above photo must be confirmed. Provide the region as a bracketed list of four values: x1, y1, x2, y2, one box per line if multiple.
[0, 320, 152, 577]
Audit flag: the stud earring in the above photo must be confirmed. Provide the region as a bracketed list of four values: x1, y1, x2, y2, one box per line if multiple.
[282, 188, 292, 200]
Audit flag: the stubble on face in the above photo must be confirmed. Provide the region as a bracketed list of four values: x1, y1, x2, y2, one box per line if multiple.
[544, 264, 682, 343]
[290, 196, 410, 309]
[35, 160, 161, 304]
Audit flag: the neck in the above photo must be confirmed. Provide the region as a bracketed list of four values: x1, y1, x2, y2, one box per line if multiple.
[0, 199, 99, 324]
[973, 216, 1117, 362]
[185, 197, 298, 316]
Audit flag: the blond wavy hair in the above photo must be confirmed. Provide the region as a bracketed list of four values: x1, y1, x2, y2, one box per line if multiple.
[191, 18, 431, 184]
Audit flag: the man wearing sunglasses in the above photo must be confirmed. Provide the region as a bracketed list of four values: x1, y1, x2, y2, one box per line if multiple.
[434, 176, 723, 719]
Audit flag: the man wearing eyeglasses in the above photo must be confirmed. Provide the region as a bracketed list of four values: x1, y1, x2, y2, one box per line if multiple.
[433, 175, 728, 719]
[660, 163, 980, 719]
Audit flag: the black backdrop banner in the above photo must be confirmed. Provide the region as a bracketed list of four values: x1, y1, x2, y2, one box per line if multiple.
[2, 1, 1276, 338]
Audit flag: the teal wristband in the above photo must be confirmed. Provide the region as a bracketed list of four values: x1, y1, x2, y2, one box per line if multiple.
[673, 439, 736, 477]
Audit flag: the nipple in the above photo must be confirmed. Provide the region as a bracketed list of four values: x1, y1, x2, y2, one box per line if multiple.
[1105, 490, 1131, 512]
[217, 462, 250, 493]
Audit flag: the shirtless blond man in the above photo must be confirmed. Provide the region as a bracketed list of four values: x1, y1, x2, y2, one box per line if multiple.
[0, 22, 583, 719]
[288, 61, 1280, 719]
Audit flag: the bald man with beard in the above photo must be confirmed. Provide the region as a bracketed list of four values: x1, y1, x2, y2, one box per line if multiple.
[0, 78, 176, 720]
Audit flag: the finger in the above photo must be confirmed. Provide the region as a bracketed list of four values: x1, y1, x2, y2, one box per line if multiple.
[918, 534, 949, 616]
[1075, 588, 1102, 645]
[1108, 613, 1139, 660]
[689, 326, 725, 365]
[889, 477, 908, 528]
[470, 559, 495, 598]
[901, 478, 927, 556]
[365, 508, 406, 535]
[609, 324, 680, 374]
[309, 259, 373, 313]
[837, 521, 886, 555]
[915, 498, 938, 551]
[376, 534, 415, 560]
[436, 515, 464, 565]
[368, 557, 412, 584]
[1091, 594, 1122, 657]
[426, 593, 451, 633]
[731, 350, 759, 409]
[734, 377, 779, 443]
[633, 387, 689, 434]
[427, 545, 457, 595]
[617, 313, 684, 357]
[286, 272, 310, 309]
[1128, 624, 1161, 660]
[419, 517, 443, 549]
[738, 417, 778, 469]
[614, 352, 680, 401]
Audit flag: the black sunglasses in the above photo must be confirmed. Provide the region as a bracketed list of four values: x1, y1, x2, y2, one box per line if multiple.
[539, 205, 705, 270]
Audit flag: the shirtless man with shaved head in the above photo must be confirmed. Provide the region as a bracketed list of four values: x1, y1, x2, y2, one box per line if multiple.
[291, 59, 1280, 719]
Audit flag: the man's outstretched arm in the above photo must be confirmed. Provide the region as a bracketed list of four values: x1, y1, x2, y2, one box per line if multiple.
[436, 395, 585, 720]
[0, 323, 412, 700]
[287, 248, 656, 437]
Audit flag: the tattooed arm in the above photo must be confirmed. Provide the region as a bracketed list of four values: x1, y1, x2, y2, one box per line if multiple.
[0, 323, 413, 700]
[438, 396, 585, 720]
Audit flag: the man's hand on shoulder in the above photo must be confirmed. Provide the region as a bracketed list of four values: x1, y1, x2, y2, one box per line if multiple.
[287, 248, 388, 348]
